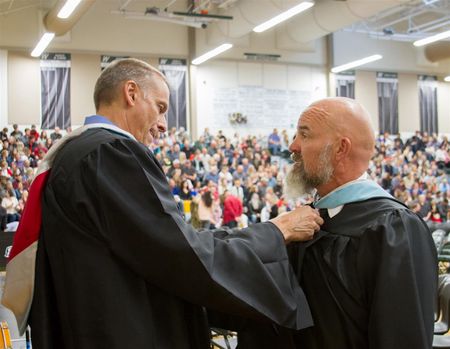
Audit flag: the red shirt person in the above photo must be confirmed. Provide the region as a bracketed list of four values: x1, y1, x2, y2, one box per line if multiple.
[222, 190, 243, 228]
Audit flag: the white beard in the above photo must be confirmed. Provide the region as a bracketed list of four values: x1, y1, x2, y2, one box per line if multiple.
[284, 161, 313, 200]
[283, 144, 334, 201]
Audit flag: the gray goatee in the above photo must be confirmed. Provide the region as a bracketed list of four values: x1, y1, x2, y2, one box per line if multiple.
[284, 144, 334, 200]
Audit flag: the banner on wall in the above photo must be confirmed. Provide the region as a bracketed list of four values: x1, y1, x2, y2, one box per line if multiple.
[377, 72, 399, 134]
[159, 58, 187, 131]
[100, 55, 129, 70]
[418, 75, 438, 134]
[335, 71, 355, 99]
[40, 53, 71, 130]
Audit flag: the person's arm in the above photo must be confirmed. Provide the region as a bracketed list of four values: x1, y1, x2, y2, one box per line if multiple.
[357, 209, 437, 349]
[77, 140, 320, 330]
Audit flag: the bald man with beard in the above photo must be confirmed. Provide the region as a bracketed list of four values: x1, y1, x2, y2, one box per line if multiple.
[235, 97, 437, 349]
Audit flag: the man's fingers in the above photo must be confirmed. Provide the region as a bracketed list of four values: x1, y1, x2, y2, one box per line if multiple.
[314, 215, 324, 225]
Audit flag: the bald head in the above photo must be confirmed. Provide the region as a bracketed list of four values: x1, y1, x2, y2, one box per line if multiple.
[288, 97, 375, 196]
[302, 97, 375, 165]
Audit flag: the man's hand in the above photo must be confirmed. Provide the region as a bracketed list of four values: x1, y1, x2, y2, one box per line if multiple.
[270, 206, 324, 244]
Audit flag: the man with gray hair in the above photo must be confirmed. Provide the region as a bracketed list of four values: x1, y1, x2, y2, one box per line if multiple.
[237, 97, 437, 349]
[3, 58, 323, 349]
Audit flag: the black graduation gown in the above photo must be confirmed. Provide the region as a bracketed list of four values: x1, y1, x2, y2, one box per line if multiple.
[237, 198, 437, 349]
[29, 128, 311, 349]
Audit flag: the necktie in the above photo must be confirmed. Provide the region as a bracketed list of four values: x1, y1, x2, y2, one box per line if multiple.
[318, 208, 329, 220]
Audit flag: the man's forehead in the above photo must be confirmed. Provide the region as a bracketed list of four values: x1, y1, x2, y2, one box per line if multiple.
[148, 76, 170, 99]
[297, 104, 333, 128]
[297, 114, 314, 129]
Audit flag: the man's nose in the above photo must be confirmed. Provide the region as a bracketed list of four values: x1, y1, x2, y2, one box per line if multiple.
[289, 139, 301, 153]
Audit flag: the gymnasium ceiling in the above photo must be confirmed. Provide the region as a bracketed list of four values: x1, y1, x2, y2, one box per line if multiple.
[1, 0, 450, 43]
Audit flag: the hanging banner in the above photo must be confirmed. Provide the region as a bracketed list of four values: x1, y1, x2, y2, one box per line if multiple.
[376, 72, 398, 83]
[100, 55, 129, 70]
[377, 72, 399, 134]
[335, 71, 355, 99]
[418, 75, 438, 133]
[40, 53, 71, 130]
[159, 58, 187, 131]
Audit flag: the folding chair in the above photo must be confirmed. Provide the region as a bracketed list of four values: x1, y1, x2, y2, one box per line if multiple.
[435, 281, 450, 334]
[439, 242, 450, 262]
[436, 275, 450, 322]
[434, 230, 448, 254]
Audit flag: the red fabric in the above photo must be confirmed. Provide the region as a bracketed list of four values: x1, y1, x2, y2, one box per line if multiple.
[222, 195, 243, 224]
[431, 215, 443, 223]
[30, 130, 39, 140]
[8, 170, 51, 261]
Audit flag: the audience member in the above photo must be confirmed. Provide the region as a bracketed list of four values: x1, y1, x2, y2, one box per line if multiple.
[222, 190, 243, 228]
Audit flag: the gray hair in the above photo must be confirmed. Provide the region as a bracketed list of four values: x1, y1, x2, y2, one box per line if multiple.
[93, 58, 168, 110]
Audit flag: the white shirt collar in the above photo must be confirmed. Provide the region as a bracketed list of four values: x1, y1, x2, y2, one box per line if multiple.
[318, 173, 369, 218]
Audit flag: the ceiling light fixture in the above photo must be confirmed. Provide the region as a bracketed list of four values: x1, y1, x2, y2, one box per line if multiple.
[413, 30, 450, 47]
[31, 33, 55, 58]
[444, 75, 450, 82]
[331, 54, 383, 73]
[192, 43, 233, 65]
[57, 0, 82, 19]
[253, 1, 314, 33]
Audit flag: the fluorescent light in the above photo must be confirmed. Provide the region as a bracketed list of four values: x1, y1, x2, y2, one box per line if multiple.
[192, 44, 233, 65]
[331, 54, 382, 73]
[57, 0, 82, 19]
[253, 1, 314, 33]
[444, 76, 450, 82]
[413, 30, 450, 47]
[31, 33, 55, 57]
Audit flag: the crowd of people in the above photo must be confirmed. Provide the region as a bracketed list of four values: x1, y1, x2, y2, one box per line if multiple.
[151, 127, 450, 231]
[0, 123, 448, 232]
[0, 124, 63, 230]
[371, 131, 450, 229]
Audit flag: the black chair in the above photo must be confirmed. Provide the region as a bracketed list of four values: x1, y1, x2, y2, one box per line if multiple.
[434, 230, 448, 254]
[440, 223, 450, 234]
[439, 241, 450, 263]
[436, 275, 450, 322]
[435, 281, 450, 334]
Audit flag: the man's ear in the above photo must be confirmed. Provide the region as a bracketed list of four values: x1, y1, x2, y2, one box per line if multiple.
[335, 137, 351, 161]
[124, 80, 138, 106]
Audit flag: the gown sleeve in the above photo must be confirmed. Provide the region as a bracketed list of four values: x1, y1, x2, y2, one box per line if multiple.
[357, 209, 437, 349]
[79, 139, 312, 330]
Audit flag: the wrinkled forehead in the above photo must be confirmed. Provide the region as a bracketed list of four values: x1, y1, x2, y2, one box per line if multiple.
[298, 104, 334, 130]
